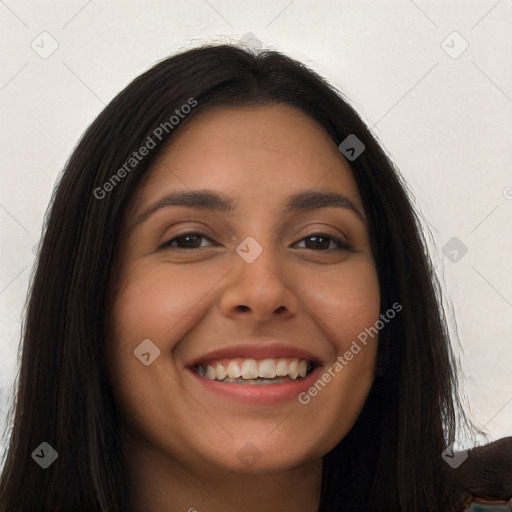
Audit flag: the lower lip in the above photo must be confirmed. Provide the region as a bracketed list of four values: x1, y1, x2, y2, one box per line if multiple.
[188, 366, 322, 405]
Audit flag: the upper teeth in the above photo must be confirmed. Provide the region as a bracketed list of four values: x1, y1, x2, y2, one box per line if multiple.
[196, 358, 311, 381]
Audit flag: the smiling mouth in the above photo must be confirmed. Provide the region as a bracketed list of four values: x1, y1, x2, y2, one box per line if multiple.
[193, 357, 316, 384]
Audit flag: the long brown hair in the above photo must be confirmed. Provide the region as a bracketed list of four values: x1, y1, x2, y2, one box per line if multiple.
[0, 43, 474, 511]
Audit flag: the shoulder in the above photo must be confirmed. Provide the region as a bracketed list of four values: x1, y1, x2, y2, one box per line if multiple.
[449, 437, 512, 511]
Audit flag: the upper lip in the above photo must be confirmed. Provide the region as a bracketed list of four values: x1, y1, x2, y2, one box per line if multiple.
[187, 341, 324, 367]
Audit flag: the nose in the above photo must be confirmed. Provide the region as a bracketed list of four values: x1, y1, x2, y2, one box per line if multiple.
[220, 245, 300, 322]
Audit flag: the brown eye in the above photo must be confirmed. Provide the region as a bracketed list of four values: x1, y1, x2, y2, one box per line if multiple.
[159, 233, 215, 250]
[294, 233, 355, 252]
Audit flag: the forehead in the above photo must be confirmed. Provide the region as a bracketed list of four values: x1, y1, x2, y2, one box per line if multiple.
[133, 105, 362, 211]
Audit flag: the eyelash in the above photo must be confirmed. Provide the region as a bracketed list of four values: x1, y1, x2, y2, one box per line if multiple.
[158, 232, 355, 252]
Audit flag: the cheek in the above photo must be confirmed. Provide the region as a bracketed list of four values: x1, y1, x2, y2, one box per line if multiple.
[110, 261, 218, 340]
[105, 261, 222, 445]
[114, 263, 201, 316]
[106, 257, 235, 400]
[307, 259, 381, 355]
[106, 262, 199, 380]
[294, 262, 380, 448]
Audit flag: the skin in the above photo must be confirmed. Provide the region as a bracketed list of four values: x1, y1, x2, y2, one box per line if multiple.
[106, 105, 381, 512]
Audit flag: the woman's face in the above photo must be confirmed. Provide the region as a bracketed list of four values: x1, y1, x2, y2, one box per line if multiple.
[107, 105, 380, 475]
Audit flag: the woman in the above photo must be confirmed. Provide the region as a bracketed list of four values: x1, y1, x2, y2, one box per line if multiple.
[0, 44, 510, 511]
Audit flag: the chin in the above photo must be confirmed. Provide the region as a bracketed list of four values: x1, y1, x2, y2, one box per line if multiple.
[203, 435, 323, 475]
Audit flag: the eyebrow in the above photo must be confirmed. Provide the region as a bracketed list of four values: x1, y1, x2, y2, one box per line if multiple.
[130, 189, 365, 230]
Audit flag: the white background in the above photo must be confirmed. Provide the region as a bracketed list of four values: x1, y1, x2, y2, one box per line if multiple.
[1, 0, 511, 459]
